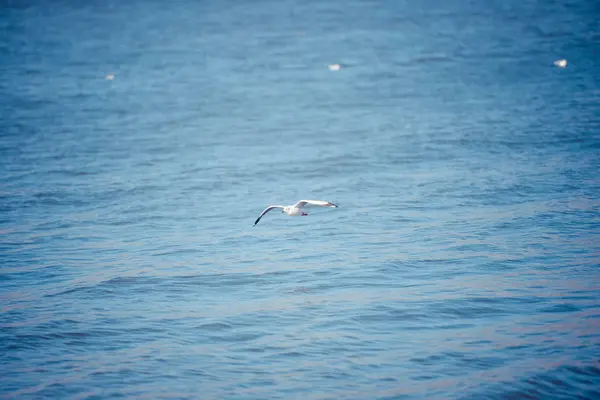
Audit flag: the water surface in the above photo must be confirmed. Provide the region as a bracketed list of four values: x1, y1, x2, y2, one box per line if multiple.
[1, 0, 600, 398]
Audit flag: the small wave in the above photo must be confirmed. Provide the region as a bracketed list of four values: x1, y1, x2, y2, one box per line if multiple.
[196, 322, 233, 331]
[461, 364, 600, 400]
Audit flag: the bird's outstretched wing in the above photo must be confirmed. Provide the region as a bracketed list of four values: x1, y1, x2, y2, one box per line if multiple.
[254, 205, 285, 226]
[293, 200, 338, 209]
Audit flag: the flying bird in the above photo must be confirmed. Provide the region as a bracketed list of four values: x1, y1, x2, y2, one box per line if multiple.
[254, 200, 338, 226]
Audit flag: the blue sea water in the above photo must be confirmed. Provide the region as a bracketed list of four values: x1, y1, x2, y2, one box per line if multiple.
[1, 0, 600, 398]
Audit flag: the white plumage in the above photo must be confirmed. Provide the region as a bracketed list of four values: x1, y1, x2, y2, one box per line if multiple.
[254, 200, 338, 226]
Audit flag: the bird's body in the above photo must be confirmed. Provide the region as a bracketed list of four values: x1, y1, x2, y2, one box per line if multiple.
[254, 200, 338, 226]
[285, 206, 306, 216]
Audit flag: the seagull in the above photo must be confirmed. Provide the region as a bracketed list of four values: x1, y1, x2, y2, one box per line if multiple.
[254, 200, 338, 226]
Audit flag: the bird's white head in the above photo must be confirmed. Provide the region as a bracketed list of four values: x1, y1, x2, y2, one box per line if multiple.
[282, 206, 290, 213]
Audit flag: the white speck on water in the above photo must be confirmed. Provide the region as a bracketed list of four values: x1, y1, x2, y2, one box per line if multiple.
[105, 73, 115, 80]
[328, 63, 341, 71]
[554, 59, 567, 68]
